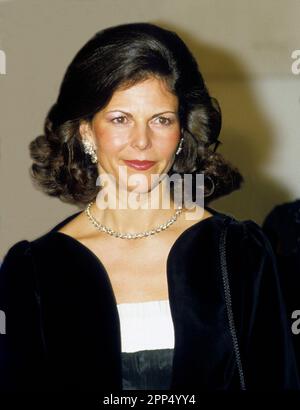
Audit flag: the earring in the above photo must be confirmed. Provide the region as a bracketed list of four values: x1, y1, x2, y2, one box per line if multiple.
[175, 137, 184, 155]
[82, 138, 98, 164]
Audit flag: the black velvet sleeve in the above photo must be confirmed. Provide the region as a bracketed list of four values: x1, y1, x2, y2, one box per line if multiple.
[227, 219, 300, 391]
[0, 240, 47, 392]
[262, 203, 300, 390]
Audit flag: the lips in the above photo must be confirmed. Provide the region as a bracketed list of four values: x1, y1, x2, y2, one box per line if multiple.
[123, 160, 156, 170]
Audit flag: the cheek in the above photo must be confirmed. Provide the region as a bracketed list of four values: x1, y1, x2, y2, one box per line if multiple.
[156, 132, 180, 157]
[93, 123, 180, 157]
[94, 128, 127, 154]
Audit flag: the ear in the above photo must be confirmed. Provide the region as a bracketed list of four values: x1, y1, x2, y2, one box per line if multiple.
[79, 120, 94, 143]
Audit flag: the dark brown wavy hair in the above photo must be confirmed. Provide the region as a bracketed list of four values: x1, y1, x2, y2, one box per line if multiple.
[29, 22, 243, 207]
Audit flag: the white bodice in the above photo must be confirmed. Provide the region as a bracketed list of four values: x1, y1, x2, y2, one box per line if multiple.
[116, 299, 175, 353]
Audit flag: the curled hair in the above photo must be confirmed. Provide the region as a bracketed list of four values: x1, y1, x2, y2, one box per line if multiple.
[29, 22, 243, 206]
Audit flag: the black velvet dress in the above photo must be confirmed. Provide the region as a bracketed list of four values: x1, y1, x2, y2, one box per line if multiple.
[121, 348, 174, 390]
[0, 205, 299, 392]
[117, 299, 174, 390]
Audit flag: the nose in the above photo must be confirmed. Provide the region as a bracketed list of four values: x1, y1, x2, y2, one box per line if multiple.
[130, 122, 152, 150]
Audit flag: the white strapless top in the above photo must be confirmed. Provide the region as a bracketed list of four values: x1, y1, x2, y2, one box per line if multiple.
[116, 299, 175, 353]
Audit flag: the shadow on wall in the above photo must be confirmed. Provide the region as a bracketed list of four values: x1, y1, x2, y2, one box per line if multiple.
[157, 20, 292, 225]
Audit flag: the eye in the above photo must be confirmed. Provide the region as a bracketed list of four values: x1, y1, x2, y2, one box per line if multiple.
[111, 116, 128, 124]
[154, 116, 173, 126]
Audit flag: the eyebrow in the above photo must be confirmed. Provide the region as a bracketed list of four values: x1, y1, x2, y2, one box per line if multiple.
[105, 110, 178, 119]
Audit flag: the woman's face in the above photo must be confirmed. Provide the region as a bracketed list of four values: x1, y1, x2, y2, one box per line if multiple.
[80, 76, 181, 195]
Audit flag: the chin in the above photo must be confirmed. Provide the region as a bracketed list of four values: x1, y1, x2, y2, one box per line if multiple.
[127, 184, 154, 194]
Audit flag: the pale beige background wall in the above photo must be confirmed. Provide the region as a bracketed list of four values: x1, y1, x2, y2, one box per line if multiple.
[1, 0, 300, 258]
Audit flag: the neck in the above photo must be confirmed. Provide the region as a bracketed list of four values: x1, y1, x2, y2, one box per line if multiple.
[89, 177, 185, 233]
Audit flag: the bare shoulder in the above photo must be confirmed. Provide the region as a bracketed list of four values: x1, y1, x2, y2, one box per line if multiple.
[57, 210, 91, 239]
[178, 203, 214, 230]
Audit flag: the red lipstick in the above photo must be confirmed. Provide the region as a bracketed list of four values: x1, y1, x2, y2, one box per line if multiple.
[123, 160, 156, 170]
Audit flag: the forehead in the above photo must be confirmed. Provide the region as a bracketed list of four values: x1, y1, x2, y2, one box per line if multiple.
[105, 77, 178, 109]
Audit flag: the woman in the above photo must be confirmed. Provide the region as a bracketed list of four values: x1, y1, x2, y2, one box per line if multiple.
[0, 22, 298, 393]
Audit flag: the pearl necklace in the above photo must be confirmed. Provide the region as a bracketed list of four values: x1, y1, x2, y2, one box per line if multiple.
[84, 201, 184, 239]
